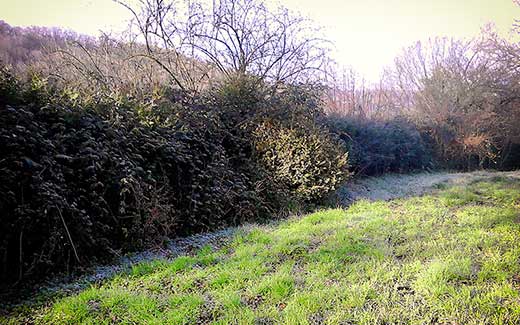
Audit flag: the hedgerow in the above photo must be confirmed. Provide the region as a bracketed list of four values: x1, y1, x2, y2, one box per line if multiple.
[327, 116, 433, 175]
[0, 68, 350, 290]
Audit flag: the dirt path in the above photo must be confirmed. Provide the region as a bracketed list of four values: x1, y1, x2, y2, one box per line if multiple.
[334, 170, 520, 206]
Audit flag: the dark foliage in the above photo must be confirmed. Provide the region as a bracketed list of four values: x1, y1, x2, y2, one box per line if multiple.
[327, 116, 433, 175]
[0, 69, 349, 291]
[0, 71, 257, 289]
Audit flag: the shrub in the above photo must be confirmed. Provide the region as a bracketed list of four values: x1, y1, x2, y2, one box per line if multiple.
[327, 116, 433, 175]
[208, 76, 350, 203]
[254, 118, 350, 202]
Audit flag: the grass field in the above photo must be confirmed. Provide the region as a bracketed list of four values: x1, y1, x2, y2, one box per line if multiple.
[5, 174, 520, 324]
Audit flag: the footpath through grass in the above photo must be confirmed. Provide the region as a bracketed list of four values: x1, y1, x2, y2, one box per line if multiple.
[6, 175, 520, 324]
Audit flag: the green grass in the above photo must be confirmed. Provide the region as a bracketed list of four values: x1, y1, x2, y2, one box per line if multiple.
[6, 177, 520, 324]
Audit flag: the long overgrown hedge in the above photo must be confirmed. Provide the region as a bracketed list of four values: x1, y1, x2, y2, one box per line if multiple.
[327, 114, 520, 176]
[0, 68, 350, 290]
[327, 116, 433, 175]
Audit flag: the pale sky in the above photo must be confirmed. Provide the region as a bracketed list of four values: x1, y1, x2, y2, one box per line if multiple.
[2, 0, 519, 81]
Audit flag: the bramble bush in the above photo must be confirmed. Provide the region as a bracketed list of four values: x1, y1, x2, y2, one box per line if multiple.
[0, 68, 350, 290]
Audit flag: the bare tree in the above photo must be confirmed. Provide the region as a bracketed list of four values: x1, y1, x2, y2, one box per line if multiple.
[116, 0, 330, 90]
[115, 0, 212, 91]
[187, 0, 328, 83]
[322, 63, 401, 119]
[382, 35, 520, 168]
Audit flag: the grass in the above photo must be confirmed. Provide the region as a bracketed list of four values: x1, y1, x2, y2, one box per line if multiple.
[5, 176, 520, 324]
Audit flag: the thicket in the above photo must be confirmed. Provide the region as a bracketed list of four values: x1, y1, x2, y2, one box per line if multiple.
[327, 116, 432, 175]
[396, 38, 520, 171]
[324, 35, 520, 174]
[0, 61, 349, 290]
[0, 0, 355, 290]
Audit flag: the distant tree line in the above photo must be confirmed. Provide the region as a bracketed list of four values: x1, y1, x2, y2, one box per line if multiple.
[324, 27, 520, 171]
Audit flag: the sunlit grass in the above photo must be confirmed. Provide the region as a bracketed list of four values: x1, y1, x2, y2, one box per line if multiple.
[6, 177, 520, 324]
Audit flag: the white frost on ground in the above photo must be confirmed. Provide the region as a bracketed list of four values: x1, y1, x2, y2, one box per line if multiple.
[26, 227, 243, 299]
[334, 170, 520, 205]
